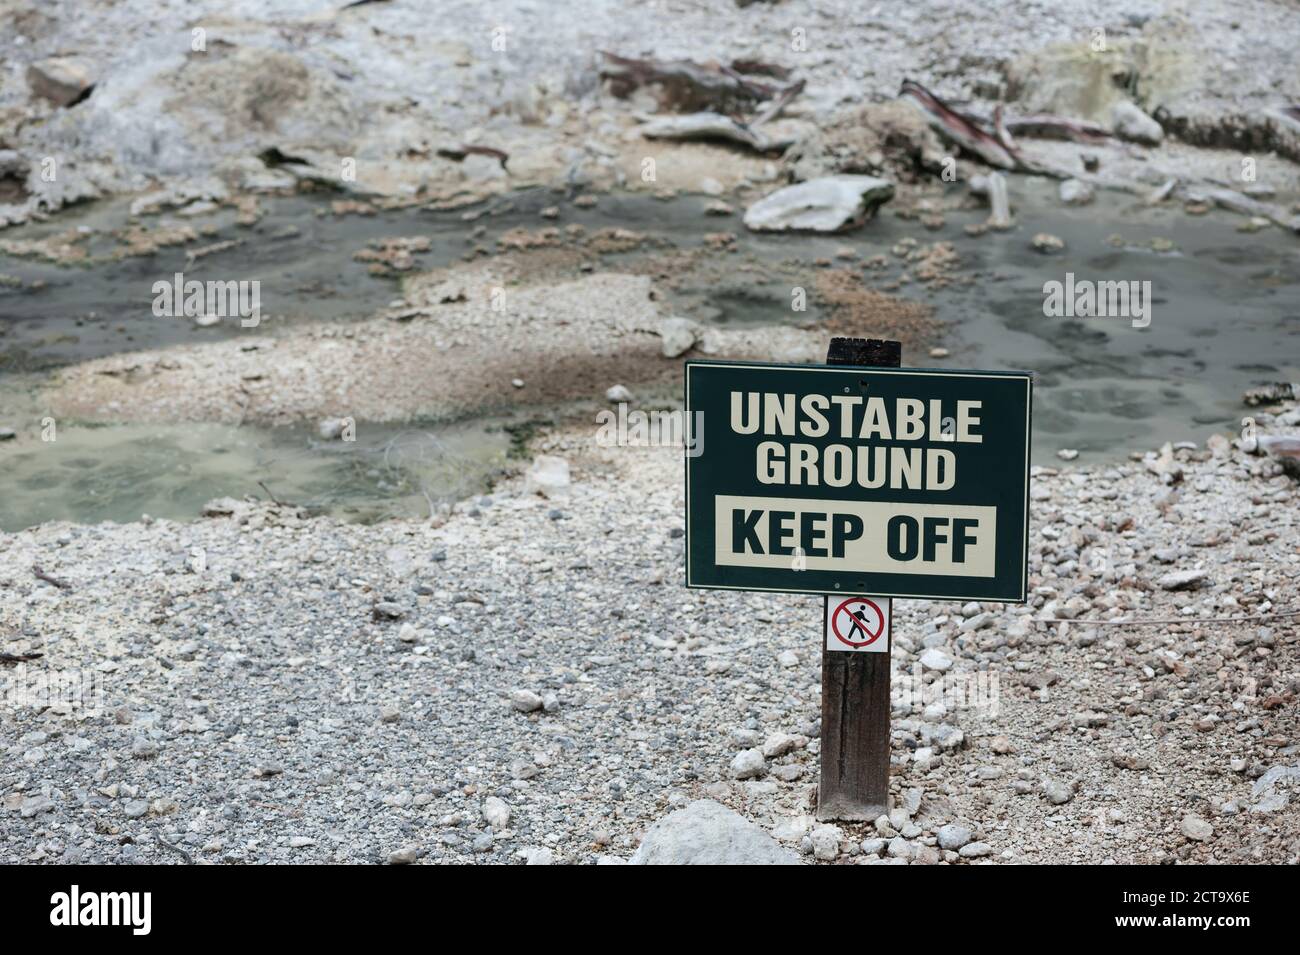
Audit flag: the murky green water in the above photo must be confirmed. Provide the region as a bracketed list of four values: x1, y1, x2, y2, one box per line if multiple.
[1, 180, 1297, 529]
[0, 418, 514, 530]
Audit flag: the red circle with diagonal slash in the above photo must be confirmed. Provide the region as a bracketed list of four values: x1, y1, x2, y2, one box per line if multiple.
[830, 598, 886, 649]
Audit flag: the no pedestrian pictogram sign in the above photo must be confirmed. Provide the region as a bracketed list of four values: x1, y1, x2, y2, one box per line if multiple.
[826, 596, 890, 653]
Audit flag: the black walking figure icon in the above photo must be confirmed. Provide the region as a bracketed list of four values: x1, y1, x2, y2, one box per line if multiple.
[850, 605, 874, 638]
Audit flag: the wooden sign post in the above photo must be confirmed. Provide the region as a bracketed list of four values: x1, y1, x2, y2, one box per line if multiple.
[683, 342, 1031, 823]
[818, 337, 898, 821]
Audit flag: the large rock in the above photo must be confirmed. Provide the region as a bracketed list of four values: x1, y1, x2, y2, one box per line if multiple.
[1180, 815, 1213, 842]
[27, 56, 97, 107]
[1058, 178, 1095, 206]
[919, 648, 953, 672]
[1111, 101, 1164, 145]
[657, 317, 700, 358]
[1001, 43, 1138, 122]
[1250, 765, 1300, 813]
[1157, 569, 1207, 591]
[743, 175, 894, 233]
[730, 748, 767, 780]
[524, 455, 570, 498]
[936, 823, 973, 850]
[629, 800, 801, 865]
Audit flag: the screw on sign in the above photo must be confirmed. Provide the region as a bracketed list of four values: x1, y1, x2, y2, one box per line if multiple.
[827, 597, 890, 653]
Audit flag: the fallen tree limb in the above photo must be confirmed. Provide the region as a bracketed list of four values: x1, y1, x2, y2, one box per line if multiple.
[1182, 184, 1300, 233]
[1003, 113, 1115, 144]
[899, 80, 1019, 169]
[0, 651, 43, 665]
[32, 564, 71, 590]
[600, 51, 787, 112]
[436, 145, 509, 170]
[639, 112, 794, 152]
[751, 78, 806, 127]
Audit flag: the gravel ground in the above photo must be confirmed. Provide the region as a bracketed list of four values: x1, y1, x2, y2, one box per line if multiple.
[4, 0, 1300, 868]
[2, 408, 1297, 864]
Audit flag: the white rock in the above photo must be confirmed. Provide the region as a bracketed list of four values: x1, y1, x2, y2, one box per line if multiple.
[743, 175, 895, 232]
[1058, 179, 1095, 206]
[1180, 815, 1213, 841]
[1043, 778, 1073, 805]
[658, 316, 699, 358]
[27, 56, 96, 107]
[777, 649, 799, 668]
[605, 384, 633, 402]
[1111, 101, 1164, 145]
[1249, 765, 1300, 813]
[629, 800, 801, 864]
[810, 824, 842, 860]
[886, 836, 913, 859]
[860, 837, 886, 856]
[772, 815, 815, 841]
[318, 417, 349, 440]
[761, 733, 799, 759]
[936, 824, 972, 850]
[482, 796, 511, 828]
[730, 748, 767, 780]
[919, 648, 953, 672]
[1157, 569, 1208, 591]
[1032, 232, 1065, 253]
[510, 689, 544, 712]
[524, 455, 570, 498]
[521, 846, 554, 865]
[387, 846, 418, 864]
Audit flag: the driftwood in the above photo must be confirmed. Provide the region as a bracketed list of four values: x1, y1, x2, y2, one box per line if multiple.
[1004, 113, 1115, 145]
[901, 79, 1300, 232]
[985, 172, 1013, 229]
[1181, 184, 1300, 234]
[616, 52, 806, 155]
[902, 81, 1120, 173]
[436, 145, 508, 170]
[639, 112, 794, 152]
[0, 651, 43, 666]
[600, 51, 791, 113]
[899, 80, 1019, 169]
[1257, 434, 1300, 459]
[751, 78, 806, 127]
[1145, 178, 1178, 204]
[32, 564, 71, 590]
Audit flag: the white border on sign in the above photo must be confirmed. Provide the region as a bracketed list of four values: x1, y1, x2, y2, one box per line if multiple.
[684, 360, 1032, 602]
[825, 596, 891, 653]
